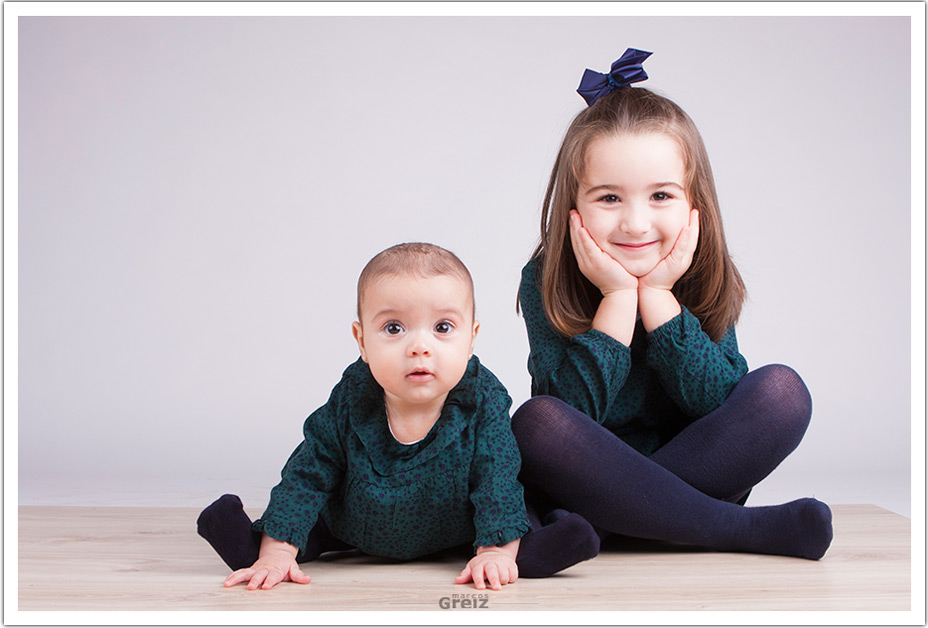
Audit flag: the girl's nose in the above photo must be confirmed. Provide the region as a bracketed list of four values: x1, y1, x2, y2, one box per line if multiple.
[620, 204, 650, 235]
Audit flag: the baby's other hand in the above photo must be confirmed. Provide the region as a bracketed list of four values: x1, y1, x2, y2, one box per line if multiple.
[455, 548, 519, 591]
[223, 545, 311, 590]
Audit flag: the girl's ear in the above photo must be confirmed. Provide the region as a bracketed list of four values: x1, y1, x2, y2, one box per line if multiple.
[352, 321, 368, 362]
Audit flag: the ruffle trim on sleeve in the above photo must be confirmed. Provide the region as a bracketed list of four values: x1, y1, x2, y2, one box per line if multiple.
[251, 516, 315, 554]
[472, 518, 532, 549]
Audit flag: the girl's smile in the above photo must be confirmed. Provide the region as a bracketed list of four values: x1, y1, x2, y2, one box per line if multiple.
[614, 240, 658, 251]
[575, 132, 692, 278]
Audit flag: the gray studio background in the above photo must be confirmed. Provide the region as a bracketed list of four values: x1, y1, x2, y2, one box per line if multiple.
[18, 16, 913, 515]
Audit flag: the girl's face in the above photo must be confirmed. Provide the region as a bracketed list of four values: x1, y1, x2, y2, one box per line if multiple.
[574, 132, 693, 278]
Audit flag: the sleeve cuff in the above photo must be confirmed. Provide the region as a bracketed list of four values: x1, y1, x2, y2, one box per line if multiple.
[645, 308, 694, 367]
[473, 518, 532, 549]
[252, 515, 316, 554]
[572, 327, 632, 360]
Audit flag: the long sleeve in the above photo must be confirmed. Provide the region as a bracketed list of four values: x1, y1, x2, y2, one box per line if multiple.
[646, 306, 748, 418]
[253, 382, 348, 553]
[519, 259, 632, 424]
[468, 382, 531, 548]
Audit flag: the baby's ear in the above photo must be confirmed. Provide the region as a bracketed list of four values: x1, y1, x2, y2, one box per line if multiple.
[351, 321, 367, 362]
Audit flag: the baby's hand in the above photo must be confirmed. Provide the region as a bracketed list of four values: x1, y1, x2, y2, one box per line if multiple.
[223, 537, 312, 590]
[455, 546, 519, 591]
[639, 209, 699, 292]
[569, 210, 638, 296]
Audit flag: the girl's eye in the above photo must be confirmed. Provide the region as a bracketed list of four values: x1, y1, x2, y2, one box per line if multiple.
[652, 191, 673, 202]
[599, 194, 620, 204]
[383, 322, 404, 335]
[434, 321, 454, 334]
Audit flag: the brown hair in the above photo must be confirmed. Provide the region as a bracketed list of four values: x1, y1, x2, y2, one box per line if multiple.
[526, 87, 745, 342]
[357, 242, 475, 320]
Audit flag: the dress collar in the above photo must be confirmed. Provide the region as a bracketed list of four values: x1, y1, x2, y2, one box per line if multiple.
[345, 356, 481, 475]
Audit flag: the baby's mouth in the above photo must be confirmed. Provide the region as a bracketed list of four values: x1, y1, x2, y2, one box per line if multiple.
[406, 368, 434, 382]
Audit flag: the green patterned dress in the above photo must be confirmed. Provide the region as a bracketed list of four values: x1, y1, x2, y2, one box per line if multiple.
[253, 356, 531, 560]
[519, 258, 749, 456]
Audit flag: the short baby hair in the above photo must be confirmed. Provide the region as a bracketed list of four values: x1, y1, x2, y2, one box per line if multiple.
[356, 242, 475, 320]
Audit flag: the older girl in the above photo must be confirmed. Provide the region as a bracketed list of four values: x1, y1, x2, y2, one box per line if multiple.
[513, 49, 833, 560]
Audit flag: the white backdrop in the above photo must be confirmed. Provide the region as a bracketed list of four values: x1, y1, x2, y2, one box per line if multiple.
[14, 10, 916, 516]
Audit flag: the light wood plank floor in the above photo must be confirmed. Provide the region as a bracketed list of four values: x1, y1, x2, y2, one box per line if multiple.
[18, 504, 910, 613]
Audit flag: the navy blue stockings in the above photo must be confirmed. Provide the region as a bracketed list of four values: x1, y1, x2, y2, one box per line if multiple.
[510, 365, 833, 559]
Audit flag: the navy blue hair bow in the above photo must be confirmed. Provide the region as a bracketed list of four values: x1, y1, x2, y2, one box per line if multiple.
[577, 48, 653, 106]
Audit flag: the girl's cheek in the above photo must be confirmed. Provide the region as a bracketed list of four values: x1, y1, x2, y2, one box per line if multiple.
[583, 219, 608, 246]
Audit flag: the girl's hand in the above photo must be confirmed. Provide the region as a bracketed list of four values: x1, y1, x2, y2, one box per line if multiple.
[639, 209, 699, 292]
[455, 541, 520, 590]
[569, 210, 638, 296]
[223, 535, 312, 590]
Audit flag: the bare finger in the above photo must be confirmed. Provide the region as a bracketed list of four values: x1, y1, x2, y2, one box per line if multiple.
[689, 209, 700, 248]
[569, 212, 606, 276]
[247, 568, 269, 591]
[289, 564, 312, 585]
[485, 563, 502, 591]
[262, 567, 286, 590]
[570, 211, 599, 257]
[455, 564, 473, 584]
[496, 564, 511, 587]
[224, 568, 255, 588]
[472, 563, 487, 590]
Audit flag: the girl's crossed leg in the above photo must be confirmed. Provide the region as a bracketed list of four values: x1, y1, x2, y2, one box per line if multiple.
[648, 364, 813, 503]
[510, 379, 832, 560]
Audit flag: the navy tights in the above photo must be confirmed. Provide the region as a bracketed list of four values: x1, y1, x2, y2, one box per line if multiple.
[511, 365, 833, 559]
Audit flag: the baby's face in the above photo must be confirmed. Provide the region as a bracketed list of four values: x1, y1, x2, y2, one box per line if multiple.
[352, 272, 478, 414]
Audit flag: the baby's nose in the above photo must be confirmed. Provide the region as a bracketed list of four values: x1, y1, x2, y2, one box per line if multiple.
[407, 332, 431, 356]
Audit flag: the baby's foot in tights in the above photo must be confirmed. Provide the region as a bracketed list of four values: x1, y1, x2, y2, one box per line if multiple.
[517, 511, 600, 578]
[196, 494, 261, 570]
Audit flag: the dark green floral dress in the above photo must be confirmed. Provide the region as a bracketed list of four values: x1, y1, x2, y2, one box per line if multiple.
[519, 258, 749, 456]
[253, 356, 531, 560]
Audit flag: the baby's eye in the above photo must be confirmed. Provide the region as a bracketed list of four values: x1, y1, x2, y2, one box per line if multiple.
[383, 322, 405, 335]
[434, 321, 455, 334]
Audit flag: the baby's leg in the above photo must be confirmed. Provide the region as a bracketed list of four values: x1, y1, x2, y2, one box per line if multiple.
[197, 494, 351, 570]
[648, 364, 812, 502]
[511, 397, 832, 560]
[197, 494, 261, 570]
[297, 517, 353, 562]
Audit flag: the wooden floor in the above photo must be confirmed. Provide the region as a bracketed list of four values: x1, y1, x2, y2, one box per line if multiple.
[16, 504, 912, 617]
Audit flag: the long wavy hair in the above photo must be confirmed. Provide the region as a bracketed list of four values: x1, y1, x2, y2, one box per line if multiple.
[527, 87, 745, 342]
